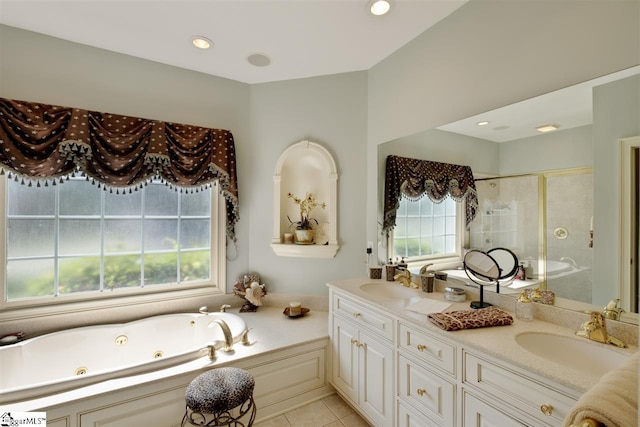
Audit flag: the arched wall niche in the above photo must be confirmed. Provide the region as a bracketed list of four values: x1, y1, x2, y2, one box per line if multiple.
[271, 140, 339, 258]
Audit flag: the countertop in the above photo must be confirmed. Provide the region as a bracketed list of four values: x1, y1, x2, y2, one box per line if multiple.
[327, 277, 638, 394]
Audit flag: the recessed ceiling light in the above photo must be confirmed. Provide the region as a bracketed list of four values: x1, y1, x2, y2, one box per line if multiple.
[368, 0, 392, 16]
[191, 36, 212, 50]
[477, 121, 489, 126]
[536, 124, 559, 133]
[247, 53, 272, 67]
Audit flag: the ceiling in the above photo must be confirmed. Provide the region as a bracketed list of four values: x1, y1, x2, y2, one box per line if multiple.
[0, 0, 468, 84]
[438, 66, 640, 143]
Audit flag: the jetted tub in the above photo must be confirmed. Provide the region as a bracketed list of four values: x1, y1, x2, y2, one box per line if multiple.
[0, 312, 248, 404]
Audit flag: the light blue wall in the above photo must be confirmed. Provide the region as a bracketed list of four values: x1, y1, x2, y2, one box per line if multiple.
[248, 73, 367, 295]
[499, 125, 593, 176]
[592, 75, 640, 305]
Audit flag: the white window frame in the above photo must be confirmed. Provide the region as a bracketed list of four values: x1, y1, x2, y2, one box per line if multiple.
[0, 176, 226, 323]
[388, 196, 467, 271]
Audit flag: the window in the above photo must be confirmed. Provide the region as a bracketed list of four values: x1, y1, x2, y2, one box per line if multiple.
[390, 196, 463, 264]
[1, 176, 224, 309]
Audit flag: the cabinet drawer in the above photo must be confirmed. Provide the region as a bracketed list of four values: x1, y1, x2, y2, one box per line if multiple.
[397, 401, 440, 427]
[398, 354, 456, 426]
[398, 323, 456, 376]
[333, 293, 394, 340]
[463, 351, 577, 425]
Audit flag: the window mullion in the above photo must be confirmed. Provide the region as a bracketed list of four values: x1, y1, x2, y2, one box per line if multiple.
[100, 189, 105, 293]
[53, 183, 60, 297]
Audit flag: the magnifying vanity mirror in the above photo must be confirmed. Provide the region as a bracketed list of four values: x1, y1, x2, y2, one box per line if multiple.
[464, 248, 519, 309]
[378, 65, 640, 324]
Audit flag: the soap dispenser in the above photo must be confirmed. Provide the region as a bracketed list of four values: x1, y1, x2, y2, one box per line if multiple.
[515, 290, 533, 321]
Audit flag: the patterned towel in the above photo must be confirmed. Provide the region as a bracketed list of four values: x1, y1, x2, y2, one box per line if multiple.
[427, 306, 513, 331]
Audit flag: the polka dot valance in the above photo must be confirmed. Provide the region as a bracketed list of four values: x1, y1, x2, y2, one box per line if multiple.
[0, 97, 239, 240]
[383, 155, 478, 233]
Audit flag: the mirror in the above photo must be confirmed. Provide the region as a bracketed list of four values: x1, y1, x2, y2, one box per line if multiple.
[379, 66, 640, 324]
[464, 248, 519, 309]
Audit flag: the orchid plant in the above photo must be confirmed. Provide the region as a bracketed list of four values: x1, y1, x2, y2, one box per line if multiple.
[287, 192, 326, 230]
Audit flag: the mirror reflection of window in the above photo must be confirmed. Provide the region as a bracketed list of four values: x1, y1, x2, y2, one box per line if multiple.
[391, 196, 460, 262]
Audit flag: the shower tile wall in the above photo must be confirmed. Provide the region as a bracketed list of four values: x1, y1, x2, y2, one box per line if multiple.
[546, 173, 594, 303]
[470, 176, 539, 265]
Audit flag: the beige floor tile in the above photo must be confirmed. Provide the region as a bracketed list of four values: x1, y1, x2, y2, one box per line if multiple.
[338, 412, 372, 427]
[253, 414, 291, 427]
[284, 400, 338, 427]
[322, 421, 344, 427]
[321, 394, 355, 419]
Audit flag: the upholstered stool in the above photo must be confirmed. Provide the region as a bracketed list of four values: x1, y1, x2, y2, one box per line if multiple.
[181, 367, 256, 427]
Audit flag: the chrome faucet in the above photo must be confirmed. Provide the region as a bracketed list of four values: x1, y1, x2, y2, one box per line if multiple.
[208, 319, 235, 352]
[575, 311, 627, 348]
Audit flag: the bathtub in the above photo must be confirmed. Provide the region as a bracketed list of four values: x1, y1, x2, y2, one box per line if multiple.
[0, 312, 248, 404]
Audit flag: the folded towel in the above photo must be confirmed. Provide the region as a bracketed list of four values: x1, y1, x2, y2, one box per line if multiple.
[405, 298, 451, 315]
[427, 306, 513, 331]
[563, 352, 638, 427]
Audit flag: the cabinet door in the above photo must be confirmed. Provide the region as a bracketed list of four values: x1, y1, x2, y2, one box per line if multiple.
[359, 330, 394, 427]
[463, 391, 526, 427]
[332, 316, 359, 402]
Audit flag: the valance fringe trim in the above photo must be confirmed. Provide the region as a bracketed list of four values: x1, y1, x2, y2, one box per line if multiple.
[0, 97, 240, 241]
[383, 155, 478, 234]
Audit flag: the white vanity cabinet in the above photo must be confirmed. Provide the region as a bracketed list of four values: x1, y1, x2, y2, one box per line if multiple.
[462, 350, 579, 426]
[397, 323, 457, 426]
[327, 280, 586, 427]
[330, 291, 395, 427]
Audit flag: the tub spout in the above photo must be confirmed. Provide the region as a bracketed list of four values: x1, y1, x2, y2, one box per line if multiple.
[208, 319, 234, 352]
[560, 257, 578, 269]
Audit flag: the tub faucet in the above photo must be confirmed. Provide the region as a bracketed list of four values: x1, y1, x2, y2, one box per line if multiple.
[220, 304, 231, 312]
[208, 319, 235, 352]
[575, 311, 627, 348]
[560, 256, 578, 269]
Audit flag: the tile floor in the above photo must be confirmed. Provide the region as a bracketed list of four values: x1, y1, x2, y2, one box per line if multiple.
[253, 394, 372, 427]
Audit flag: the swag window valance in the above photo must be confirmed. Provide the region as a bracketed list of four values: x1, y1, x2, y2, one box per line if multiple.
[0, 97, 239, 240]
[383, 155, 478, 233]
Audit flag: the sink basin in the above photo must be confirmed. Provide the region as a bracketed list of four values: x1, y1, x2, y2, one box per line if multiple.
[515, 332, 629, 376]
[359, 283, 422, 304]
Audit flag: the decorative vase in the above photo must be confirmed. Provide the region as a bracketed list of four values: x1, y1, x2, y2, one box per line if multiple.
[294, 229, 314, 245]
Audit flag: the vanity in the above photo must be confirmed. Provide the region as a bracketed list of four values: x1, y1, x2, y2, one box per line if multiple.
[327, 277, 638, 427]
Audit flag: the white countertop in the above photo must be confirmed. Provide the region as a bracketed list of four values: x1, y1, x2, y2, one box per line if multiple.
[327, 277, 638, 394]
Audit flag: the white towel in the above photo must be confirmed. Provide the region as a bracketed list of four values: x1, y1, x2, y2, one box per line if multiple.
[404, 298, 451, 315]
[563, 352, 638, 427]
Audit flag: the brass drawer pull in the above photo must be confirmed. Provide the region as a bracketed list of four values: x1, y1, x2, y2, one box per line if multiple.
[540, 404, 553, 416]
[416, 388, 427, 396]
[351, 338, 358, 345]
[417, 344, 427, 352]
[354, 312, 361, 318]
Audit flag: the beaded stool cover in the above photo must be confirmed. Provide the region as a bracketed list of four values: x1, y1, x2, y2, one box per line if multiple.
[181, 367, 256, 427]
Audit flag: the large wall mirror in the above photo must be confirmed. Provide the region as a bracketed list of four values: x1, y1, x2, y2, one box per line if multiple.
[378, 66, 640, 324]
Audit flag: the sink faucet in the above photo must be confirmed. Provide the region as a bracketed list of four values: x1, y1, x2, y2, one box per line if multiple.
[394, 269, 418, 288]
[603, 298, 625, 320]
[575, 311, 627, 348]
[208, 319, 235, 352]
[419, 263, 433, 275]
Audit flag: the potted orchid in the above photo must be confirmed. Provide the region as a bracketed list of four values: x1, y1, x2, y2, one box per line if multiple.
[287, 192, 326, 244]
